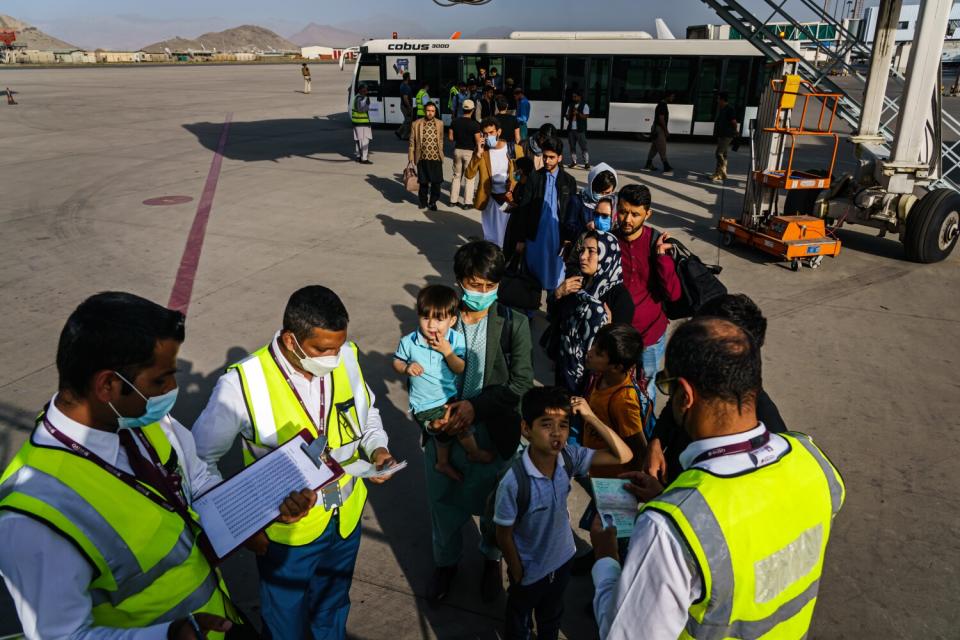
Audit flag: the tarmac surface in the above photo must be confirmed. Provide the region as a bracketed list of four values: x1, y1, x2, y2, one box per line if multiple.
[0, 63, 958, 639]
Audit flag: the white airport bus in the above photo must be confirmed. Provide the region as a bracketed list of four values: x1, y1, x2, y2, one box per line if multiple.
[344, 33, 766, 136]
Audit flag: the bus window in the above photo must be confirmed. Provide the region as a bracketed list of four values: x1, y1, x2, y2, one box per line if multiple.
[358, 54, 382, 96]
[503, 56, 522, 91]
[663, 58, 694, 103]
[694, 58, 722, 123]
[566, 57, 588, 112]
[587, 57, 611, 119]
[612, 57, 693, 104]
[524, 56, 563, 101]
[723, 58, 751, 111]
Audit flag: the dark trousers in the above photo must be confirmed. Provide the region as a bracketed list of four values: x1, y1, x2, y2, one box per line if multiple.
[504, 558, 572, 640]
[256, 515, 361, 640]
[417, 159, 443, 206]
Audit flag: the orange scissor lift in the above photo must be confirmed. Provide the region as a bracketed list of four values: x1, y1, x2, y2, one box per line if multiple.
[719, 66, 844, 271]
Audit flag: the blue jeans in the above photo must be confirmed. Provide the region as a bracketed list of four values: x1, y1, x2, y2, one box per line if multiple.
[257, 515, 361, 640]
[639, 333, 667, 421]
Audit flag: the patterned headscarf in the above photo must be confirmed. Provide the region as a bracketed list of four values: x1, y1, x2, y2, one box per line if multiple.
[559, 231, 624, 392]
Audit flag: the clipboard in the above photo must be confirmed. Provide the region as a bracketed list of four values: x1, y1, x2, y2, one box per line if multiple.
[193, 429, 344, 561]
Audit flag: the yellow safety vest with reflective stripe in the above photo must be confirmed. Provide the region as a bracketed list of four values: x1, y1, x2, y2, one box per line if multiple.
[415, 89, 429, 117]
[641, 432, 844, 640]
[0, 420, 238, 636]
[229, 341, 370, 545]
[351, 95, 370, 125]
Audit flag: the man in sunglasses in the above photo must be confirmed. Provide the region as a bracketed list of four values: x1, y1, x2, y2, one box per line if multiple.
[590, 315, 844, 639]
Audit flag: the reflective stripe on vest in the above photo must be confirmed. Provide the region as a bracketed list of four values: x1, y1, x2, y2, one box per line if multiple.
[351, 96, 370, 125]
[641, 432, 845, 640]
[0, 423, 237, 633]
[230, 341, 371, 544]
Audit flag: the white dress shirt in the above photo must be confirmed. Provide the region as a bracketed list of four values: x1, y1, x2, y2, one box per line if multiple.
[192, 332, 389, 475]
[0, 395, 220, 640]
[593, 423, 788, 639]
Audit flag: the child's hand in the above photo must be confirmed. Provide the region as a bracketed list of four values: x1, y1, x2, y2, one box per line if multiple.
[427, 330, 453, 356]
[405, 362, 424, 377]
[570, 396, 596, 421]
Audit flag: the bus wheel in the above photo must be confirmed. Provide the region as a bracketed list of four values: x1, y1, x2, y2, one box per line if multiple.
[903, 188, 960, 263]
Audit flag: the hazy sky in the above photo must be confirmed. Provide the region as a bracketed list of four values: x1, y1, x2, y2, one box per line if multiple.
[9, 0, 874, 50]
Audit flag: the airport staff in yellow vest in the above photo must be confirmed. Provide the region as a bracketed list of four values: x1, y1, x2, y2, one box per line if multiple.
[193, 285, 397, 640]
[415, 81, 431, 118]
[0, 292, 304, 639]
[591, 317, 845, 639]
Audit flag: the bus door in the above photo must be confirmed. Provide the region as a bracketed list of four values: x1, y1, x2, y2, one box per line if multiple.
[355, 53, 386, 124]
[523, 56, 563, 130]
[564, 57, 611, 132]
[692, 58, 721, 135]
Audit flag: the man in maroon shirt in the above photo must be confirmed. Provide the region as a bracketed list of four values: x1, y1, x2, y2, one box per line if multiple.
[615, 184, 682, 411]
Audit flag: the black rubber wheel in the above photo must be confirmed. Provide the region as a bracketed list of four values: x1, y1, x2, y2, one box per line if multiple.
[721, 231, 735, 247]
[790, 258, 801, 272]
[903, 188, 960, 263]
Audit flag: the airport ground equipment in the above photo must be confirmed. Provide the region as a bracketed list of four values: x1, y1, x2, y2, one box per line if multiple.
[719, 61, 843, 270]
[708, 0, 960, 262]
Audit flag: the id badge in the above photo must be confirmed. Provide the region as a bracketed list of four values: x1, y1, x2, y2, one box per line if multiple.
[321, 483, 343, 511]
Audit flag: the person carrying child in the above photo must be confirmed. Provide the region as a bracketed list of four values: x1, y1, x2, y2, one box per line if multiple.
[394, 285, 495, 482]
[494, 386, 633, 640]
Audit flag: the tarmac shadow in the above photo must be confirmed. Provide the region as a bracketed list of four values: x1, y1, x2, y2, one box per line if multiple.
[183, 117, 357, 162]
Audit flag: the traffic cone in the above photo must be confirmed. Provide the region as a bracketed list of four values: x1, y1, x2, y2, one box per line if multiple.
[6, 88, 15, 105]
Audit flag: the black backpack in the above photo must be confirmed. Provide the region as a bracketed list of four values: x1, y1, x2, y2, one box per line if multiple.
[650, 231, 727, 320]
[481, 447, 574, 550]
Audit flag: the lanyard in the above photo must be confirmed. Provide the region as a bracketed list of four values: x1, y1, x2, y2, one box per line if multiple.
[690, 430, 771, 465]
[42, 416, 181, 514]
[269, 342, 326, 436]
[128, 426, 187, 507]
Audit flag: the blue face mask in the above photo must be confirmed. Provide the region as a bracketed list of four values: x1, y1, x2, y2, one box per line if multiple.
[109, 371, 179, 429]
[461, 285, 499, 311]
[485, 134, 498, 148]
[595, 214, 612, 232]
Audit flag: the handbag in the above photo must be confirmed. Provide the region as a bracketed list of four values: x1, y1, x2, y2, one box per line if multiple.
[403, 163, 418, 193]
[498, 253, 542, 311]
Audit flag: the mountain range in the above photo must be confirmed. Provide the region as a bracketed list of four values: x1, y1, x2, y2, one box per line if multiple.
[0, 14, 77, 50]
[142, 25, 297, 53]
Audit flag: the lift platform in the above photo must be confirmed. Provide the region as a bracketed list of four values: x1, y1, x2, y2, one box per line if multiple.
[719, 68, 843, 269]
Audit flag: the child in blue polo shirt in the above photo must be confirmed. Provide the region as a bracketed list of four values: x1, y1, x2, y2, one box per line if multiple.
[494, 385, 632, 640]
[394, 284, 495, 481]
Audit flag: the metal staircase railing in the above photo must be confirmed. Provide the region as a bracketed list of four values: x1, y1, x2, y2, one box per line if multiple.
[701, 0, 960, 189]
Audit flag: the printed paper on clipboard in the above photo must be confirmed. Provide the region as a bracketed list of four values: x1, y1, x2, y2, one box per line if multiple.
[193, 429, 343, 560]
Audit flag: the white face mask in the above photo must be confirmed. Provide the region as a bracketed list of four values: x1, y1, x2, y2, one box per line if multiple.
[292, 337, 341, 377]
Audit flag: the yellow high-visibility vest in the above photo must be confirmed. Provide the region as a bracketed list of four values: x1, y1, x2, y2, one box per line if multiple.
[229, 341, 370, 545]
[415, 89, 430, 117]
[351, 95, 371, 125]
[641, 432, 845, 640]
[0, 420, 238, 636]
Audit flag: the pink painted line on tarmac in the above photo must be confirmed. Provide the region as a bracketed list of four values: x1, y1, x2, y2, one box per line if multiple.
[168, 113, 233, 314]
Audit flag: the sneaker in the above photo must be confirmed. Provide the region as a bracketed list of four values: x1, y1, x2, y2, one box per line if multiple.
[662, 163, 673, 173]
[567, 162, 578, 169]
[428, 203, 438, 211]
[419, 203, 428, 210]
[427, 565, 458, 605]
[711, 175, 723, 183]
[644, 164, 656, 171]
[584, 163, 591, 170]
[481, 558, 503, 602]
[360, 159, 373, 165]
